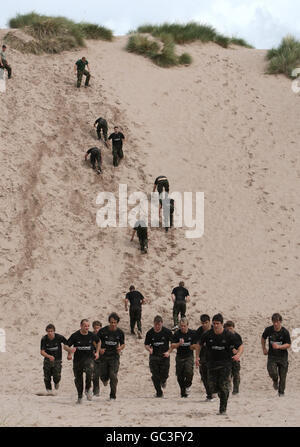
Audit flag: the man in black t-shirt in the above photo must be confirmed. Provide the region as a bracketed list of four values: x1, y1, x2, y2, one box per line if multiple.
[108, 126, 125, 166]
[67, 319, 100, 404]
[192, 314, 213, 401]
[261, 313, 291, 396]
[171, 318, 196, 398]
[74, 57, 90, 88]
[131, 220, 148, 253]
[224, 321, 244, 395]
[153, 176, 169, 196]
[144, 315, 173, 398]
[125, 285, 145, 337]
[97, 313, 125, 400]
[94, 117, 108, 142]
[92, 320, 102, 397]
[198, 313, 243, 414]
[85, 147, 102, 172]
[40, 324, 68, 394]
[171, 281, 190, 330]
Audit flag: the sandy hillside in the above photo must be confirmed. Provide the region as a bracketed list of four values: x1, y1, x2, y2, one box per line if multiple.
[0, 32, 299, 427]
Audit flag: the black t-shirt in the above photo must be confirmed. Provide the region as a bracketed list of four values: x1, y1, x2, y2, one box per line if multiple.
[87, 147, 101, 157]
[97, 326, 125, 358]
[144, 327, 173, 357]
[40, 333, 67, 361]
[172, 329, 196, 358]
[126, 290, 144, 308]
[108, 132, 125, 148]
[193, 326, 211, 362]
[67, 330, 99, 363]
[155, 176, 168, 185]
[95, 117, 107, 128]
[200, 329, 242, 369]
[228, 332, 243, 357]
[172, 286, 189, 302]
[262, 326, 291, 359]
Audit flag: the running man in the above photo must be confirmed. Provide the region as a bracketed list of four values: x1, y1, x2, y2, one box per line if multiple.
[94, 117, 108, 142]
[197, 313, 243, 414]
[74, 56, 90, 88]
[171, 281, 190, 330]
[192, 314, 214, 401]
[261, 313, 291, 396]
[224, 321, 244, 395]
[108, 126, 125, 167]
[131, 219, 148, 253]
[125, 285, 146, 338]
[40, 324, 69, 394]
[97, 313, 125, 400]
[85, 147, 102, 172]
[92, 320, 102, 397]
[171, 318, 195, 398]
[67, 319, 100, 404]
[144, 315, 173, 398]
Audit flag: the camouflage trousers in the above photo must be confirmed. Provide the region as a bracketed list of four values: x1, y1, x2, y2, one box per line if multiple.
[1, 62, 11, 79]
[43, 358, 62, 391]
[176, 355, 194, 393]
[93, 360, 101, 395]
[199, 361, 213, 399]
[173, 301, 186, 326]
[138, 235, 148, 252]
[97, 125, 108, 141]
[99, 356, 120, 398]
[208, 366, 231, 412]
[149, 355, 170, 396]
[229, 360, 241, 393]
[73, 358, 94, 398]
[77, 69, 90, 87]
[267, 357, 288, 394]
[112, 146, 124, 167]
[130, 306, 142, 332]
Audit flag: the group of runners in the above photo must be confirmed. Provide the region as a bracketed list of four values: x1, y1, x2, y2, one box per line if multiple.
[40, 285, 291, 415]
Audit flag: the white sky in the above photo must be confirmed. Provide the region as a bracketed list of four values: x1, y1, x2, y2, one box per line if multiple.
[1, 0, 300, 49]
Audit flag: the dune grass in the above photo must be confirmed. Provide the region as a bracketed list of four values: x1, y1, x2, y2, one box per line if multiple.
[126, 33, 192, 68]
[266, 35, 300, 78]
[136, 22, 253, 49]
[6, 12, 113, 54]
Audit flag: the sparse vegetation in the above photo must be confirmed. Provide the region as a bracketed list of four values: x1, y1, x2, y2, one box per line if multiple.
[136, 22, 253, 48]
[126, 33, 192, 68]
[5, 12, 113, 54]
[266, 35, 300, 78]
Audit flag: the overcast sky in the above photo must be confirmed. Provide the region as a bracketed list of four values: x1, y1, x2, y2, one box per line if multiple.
[1, 0, 300, 49]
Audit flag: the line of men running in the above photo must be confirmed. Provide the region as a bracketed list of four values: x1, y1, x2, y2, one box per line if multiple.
[40, 306, 291, 415]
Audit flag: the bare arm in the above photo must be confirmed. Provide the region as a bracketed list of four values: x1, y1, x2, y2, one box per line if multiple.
[261, 337, 268, 355]
[232, 344, 244, 362]
[145, 344, 153, 355]
[40, 350, 55, 361]
[131, 229, 136, 241]
[125, 298, 129, 311]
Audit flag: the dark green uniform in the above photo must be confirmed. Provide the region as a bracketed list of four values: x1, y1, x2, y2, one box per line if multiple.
[173, 329, 195, 397]
[76, 59, 90, 88]
[262, 325, 291, 395]
[200, 329, 242, 413]
[40, 333, 67, 391]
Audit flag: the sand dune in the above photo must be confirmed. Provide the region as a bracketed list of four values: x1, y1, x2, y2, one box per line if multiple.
[0, 33, 299, 426]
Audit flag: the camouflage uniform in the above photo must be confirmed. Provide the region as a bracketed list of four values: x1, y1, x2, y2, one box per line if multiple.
[73, 359, 94, 399]
[267, 357, 288, 395]
[208, 366, 231, 413]
[173, 301, 186, 327]
[99, 357, 120, 398]
[43, 359, 62, 390]
[230, 360, 241, 393]
[149, 356, 170, 396]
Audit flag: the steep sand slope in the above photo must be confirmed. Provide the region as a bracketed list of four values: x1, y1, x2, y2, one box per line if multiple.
[0, 34, 299, 426]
